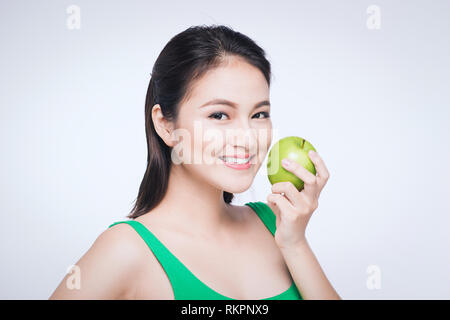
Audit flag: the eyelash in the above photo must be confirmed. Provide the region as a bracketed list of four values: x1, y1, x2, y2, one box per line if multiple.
[208, 111, 270, 121]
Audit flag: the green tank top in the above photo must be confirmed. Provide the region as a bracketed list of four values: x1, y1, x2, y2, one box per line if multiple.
[108, 201, 303, 300]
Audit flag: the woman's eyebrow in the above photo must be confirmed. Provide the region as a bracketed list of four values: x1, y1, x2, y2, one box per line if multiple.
[199, 98, 270, 109]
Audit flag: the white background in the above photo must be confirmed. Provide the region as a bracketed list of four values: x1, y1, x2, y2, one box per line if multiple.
[1, 0, 449, 299]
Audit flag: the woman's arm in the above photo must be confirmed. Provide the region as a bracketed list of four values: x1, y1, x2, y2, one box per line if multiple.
[280, 239, 341, 300]
[266, 150, 341, 300]
[49, 224, 142, 299]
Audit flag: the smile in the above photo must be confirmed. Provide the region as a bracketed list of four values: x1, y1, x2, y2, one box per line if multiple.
[219, 155, 254, 170]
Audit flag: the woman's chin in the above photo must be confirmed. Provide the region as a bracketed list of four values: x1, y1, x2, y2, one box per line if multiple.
[222, 182, 253, 194]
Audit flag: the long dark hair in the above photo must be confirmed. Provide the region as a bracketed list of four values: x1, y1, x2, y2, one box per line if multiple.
[128, 24, 272, 219]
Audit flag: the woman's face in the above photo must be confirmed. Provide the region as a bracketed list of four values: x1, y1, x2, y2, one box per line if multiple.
[171, 56, 272, 194]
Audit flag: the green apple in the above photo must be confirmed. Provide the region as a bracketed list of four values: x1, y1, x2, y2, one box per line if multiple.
[267, 136, 317, 191]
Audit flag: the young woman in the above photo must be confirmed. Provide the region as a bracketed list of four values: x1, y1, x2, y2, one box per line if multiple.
[49, 25, 341, 300]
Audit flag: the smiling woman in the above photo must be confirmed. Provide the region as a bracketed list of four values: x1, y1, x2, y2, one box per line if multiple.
[49, 24, 314, 300]
[131, 25, 273, 219]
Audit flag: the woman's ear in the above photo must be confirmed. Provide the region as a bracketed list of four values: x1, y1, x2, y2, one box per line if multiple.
[151, 104, 175, 147]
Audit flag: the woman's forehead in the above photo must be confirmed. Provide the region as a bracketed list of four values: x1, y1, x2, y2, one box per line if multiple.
[185, 63, 270, 109]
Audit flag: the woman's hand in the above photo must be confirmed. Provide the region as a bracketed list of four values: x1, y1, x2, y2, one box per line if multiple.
[267, 150, 330, 250]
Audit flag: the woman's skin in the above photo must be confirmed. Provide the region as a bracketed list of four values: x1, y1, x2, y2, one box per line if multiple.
[146, 55, 273, 239]
[49, 55, 279, 299]
[49, 55, 340, 299]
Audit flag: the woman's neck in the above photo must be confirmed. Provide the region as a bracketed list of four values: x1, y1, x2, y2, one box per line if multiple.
[149, 164, 242, 239]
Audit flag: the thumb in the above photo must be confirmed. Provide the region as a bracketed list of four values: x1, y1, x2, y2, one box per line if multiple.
[266, 195, 281, 229]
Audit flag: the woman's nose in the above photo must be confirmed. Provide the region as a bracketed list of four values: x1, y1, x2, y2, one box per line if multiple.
[227, 122, 258, 150]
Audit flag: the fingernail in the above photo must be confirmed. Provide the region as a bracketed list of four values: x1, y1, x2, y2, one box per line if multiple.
[281, 158, 290, 167]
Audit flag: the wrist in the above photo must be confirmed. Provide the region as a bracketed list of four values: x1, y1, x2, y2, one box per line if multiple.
[277, 237, 309, 252]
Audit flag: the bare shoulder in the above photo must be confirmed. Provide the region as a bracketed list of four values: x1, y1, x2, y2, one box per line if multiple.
[49, 222, 147, 300]
[97, 222, 149, 269]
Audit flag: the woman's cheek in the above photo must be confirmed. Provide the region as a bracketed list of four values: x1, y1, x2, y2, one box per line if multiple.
[254, 125, 272, 162]
[202, 137, 223, 165]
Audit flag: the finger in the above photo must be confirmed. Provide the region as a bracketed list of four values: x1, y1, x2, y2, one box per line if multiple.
[265, 200, 281, 228]
[281, 158, 317, 186]
[308, 150, 330, 186]
[271, 181, 303, 208]
[267, 193, 295, 220]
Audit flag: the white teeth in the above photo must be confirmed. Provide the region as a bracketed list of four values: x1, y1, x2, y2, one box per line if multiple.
[221, 156, 251, 164]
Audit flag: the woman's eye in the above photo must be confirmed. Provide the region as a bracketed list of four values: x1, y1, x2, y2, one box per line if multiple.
[208, 111, 270, 121]
[208, 112, 228, 120]
[252, 111, 270, 119]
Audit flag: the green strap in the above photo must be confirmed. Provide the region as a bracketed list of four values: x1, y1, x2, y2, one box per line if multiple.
[107, 220, 184, 276]
[245, 201, 277, 236]
[246, 202, 303, 300]
[107, 220, 230, 299]
[108, 202, 301, 300]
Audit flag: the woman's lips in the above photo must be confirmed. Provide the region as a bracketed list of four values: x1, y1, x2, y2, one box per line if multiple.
[219, 155, 254, 170]
[220, 153, 250, 159]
